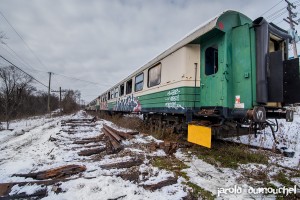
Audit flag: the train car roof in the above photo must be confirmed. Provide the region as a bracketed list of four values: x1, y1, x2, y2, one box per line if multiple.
[99, 10, 252, 96]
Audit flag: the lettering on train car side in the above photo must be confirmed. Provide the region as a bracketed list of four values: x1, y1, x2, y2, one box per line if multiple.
[165, 89, 184, 110]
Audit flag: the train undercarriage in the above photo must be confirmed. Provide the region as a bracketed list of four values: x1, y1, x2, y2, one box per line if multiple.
[141, 105, 295, 148]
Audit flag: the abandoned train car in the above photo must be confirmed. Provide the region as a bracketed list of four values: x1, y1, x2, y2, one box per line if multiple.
[87, 10, 300, 148]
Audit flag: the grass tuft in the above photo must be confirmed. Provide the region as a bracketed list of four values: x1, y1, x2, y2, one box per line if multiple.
[273, 171, 295, 188]
[188, 143, 269, 169]
[185, 181, 215, 200]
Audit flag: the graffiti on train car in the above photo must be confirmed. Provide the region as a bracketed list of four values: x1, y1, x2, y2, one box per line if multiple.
[100, 101, 108, 110]
[165, 88, 184, 110]
[114, 94, 141, 112]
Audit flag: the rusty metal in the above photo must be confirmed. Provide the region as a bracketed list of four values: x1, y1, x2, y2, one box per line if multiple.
[103, 125, 122, 142]
[102, 124, 138, 153]
[102, 127, 122, 152]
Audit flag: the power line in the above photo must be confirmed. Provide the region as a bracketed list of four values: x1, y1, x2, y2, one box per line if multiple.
[2, 43, 39, 72]
[275, 19, 285, 25]
[0, 9, 48, 71]
[266, 6, 286, 20]
[261, 0, 284, 16]
[0, 45, 50, 83]
[0, 55, 49, 89]
[0, 10, 114, 90]
[52, 72, 112, 87]
[268, 9, 288, 21]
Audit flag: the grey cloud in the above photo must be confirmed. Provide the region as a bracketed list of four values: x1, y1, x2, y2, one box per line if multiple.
[0, 0, 292, 102]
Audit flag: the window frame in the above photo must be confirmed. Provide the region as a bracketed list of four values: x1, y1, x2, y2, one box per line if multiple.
[134, 72, 144, 92]
[114, 87, 119, 98]
[110, 89, 114, 99]
[120, 83, 125, 96]
[205, 46, 219, 76]
[148, 63, 161, 88]
[126, 79, 133, 94]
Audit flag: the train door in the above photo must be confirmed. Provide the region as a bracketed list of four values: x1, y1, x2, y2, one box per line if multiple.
[200, 36, 224, 107]
[231, 24, 252, 109]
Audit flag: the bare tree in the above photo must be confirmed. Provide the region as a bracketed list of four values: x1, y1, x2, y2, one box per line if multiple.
[62, 90, 81, 113]
[0, 66, 33, 129]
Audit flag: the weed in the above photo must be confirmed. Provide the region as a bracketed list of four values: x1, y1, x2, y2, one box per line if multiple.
[273, 170, 295, 188]
[151, 156, 189, 179]
[240, 165, 270, 186]
[188, 143, 269, 169]
[290, 171, 300, 178]
[151, 156, 214, 199]
[186, 181, 215, 200]
[265, 182, 277, 189]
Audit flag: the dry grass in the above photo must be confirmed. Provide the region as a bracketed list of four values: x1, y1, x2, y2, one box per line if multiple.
[186, 142, 269, 169]
[92, 111, 182, 142]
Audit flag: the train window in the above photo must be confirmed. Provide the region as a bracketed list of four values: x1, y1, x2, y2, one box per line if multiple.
[111, 90, 114, 99]
[108, 92, 110, 100]
[148, 63, 161, 87]
[120, 84, 125, 96]
[114, 87, 118, 98]
[135, 73, 144, 92]
[126, 79, 132, 94]
[205, 46, 218, 75]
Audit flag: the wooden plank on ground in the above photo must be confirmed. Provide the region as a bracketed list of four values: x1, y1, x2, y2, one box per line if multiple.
[78, 147, 106, 156]
[12, 165, 86, 180]
[99, 159, 143, 169]
[0, 178, 75, 197]
[140, 177, 178, 190]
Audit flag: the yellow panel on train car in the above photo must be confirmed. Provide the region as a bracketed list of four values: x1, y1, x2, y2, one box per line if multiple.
[188, 124, 212, 148]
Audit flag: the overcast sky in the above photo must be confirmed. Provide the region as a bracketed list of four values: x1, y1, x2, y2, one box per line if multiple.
[0, 0, 298, 103]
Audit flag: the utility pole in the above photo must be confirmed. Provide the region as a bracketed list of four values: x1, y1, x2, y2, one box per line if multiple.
[47, 72, 52, 115]
[284, 0, 299, 58]
[52, 87, 67, 114]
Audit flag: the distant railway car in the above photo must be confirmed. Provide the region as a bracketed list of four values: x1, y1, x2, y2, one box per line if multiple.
[89, 10, 300, 148]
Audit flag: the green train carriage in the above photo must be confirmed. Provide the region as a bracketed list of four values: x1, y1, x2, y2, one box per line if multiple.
[90, 10, 300, 148]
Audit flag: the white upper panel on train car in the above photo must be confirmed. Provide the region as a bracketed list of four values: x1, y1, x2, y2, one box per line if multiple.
[113, 11, 232, 86]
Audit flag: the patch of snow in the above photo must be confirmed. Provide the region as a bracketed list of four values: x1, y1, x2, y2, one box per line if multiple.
[9, 184, 45, 195]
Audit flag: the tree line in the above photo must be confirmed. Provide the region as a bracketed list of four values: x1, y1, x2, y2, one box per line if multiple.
[0, 65, 81, 129]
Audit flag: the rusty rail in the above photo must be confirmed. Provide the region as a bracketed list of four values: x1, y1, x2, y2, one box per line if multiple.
[102, 124, 138, 153]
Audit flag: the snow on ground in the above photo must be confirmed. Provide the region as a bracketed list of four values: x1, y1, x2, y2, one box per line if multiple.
[1, 110, 300, 199]
[0, 111, 187, 199]
[227, 108, 300, 169]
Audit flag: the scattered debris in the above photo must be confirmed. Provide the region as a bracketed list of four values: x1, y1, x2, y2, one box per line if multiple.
[0, 178, 75, 198]
[78, 147, 106, 156]
[107, 195, 127, 200]
[100, 158, 144, 169]
[5, 188, 48, 199]
[140, 177, 178, 190]
[148, 141, 178, 155]
[49, 136, 57, 142]
[102, 125, 123, 153]
[117, 171, 140, 183]
[73, 135, 104, 144]
[13, 165, 86, 180]
[161, 141, 178, 155]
